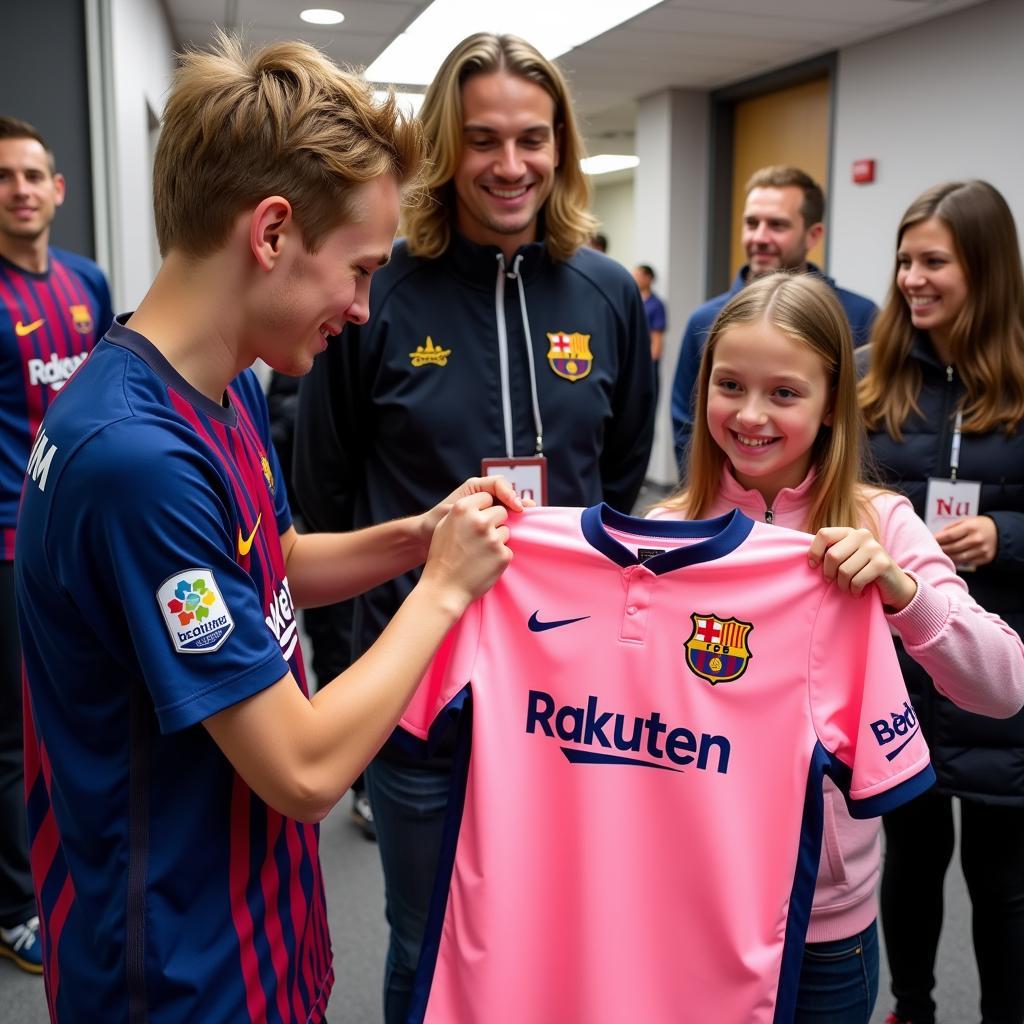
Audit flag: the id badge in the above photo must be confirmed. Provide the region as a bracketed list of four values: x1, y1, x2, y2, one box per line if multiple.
[925, 477, 982, 570]
[481, 456, 548, 505]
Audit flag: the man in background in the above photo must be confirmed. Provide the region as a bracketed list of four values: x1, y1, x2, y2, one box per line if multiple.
[669, 165, 876, 465]
[0, 116, 112, 974]
[632, 262, 667, 364]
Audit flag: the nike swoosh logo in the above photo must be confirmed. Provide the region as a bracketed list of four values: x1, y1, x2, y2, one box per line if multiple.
[528, 611, 591, 632]
[237, 512, 262, 557]
[15, 318, 44, 336]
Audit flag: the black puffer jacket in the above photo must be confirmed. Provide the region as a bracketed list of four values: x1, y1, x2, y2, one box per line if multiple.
[863, 334, 1024, 805]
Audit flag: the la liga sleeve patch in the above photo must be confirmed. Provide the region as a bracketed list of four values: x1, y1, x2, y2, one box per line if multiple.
[157, 568, 235, 653]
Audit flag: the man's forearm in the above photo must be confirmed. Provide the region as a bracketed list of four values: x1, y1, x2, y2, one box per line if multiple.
[283, 518, 429, 608]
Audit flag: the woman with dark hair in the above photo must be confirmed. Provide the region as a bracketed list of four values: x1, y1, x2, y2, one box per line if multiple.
[860, 180, 1024, 1024]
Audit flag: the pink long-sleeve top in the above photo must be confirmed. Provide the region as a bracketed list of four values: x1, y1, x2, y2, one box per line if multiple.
[650, 467, 1024, 942]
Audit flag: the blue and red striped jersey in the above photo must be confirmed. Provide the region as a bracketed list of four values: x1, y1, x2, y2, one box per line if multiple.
[0, 247, 112, 558]
[16, 321, 332, 1023]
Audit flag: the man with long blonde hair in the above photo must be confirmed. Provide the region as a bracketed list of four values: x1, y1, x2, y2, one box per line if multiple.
[294, 31, 654, 1024]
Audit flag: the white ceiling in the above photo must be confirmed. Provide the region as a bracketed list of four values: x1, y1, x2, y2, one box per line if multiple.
[166, 0, 987, 155]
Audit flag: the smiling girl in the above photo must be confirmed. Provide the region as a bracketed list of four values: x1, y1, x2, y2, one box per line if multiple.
[652, 271, 1024, 1023]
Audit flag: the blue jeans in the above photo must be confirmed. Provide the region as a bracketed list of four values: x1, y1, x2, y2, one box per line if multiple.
[364, 756, 452, 1024]
[794, 919, 880, 1024]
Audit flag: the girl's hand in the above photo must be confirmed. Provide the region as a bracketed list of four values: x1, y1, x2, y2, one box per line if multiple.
[808, 527, 918, 612]
[933, 515, 997, 567]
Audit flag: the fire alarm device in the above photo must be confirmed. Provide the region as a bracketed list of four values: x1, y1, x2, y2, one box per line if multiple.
[852, 159, 876, 185]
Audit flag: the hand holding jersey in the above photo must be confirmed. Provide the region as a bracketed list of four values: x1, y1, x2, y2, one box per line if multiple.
[206, 481, 518, 822]
[808, 525, 919, 611]
[421, 489, 514, 610]
[418, 474, 527, 559]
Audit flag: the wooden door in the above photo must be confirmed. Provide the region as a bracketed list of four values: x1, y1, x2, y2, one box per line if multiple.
[730, 77, 830, 276]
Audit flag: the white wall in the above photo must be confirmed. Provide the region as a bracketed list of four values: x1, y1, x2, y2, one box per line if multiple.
[92, 0, 175, 311]
[830, 0, 1024, 305]
[635, 89, 709, 486]
[591, 178, 635, 268]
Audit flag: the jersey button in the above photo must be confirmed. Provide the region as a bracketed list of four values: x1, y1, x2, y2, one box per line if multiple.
[627, 605, 638, 615]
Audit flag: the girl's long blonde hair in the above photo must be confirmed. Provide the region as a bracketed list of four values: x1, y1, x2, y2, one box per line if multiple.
[660, 273, 877, 535]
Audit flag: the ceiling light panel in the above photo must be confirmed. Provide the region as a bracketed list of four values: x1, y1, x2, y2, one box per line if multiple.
[366, 0, 661, 85]
[300, 8, 345, 26]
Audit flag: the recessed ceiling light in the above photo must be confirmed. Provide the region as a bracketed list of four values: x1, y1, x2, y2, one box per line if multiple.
[366, 0, 661, 87]
[581, 154, 639, 176]
[300, 8, 345, 26]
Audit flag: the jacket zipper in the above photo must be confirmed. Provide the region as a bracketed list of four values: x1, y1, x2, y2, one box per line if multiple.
[933, 364, 957, 480]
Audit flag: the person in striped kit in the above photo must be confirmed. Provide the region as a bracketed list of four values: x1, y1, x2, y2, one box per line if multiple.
[14, 36, 518, 1024]
[0, 115, 111, 975]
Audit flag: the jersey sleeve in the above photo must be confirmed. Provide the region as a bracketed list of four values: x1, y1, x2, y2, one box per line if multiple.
[877, 492, 1024, 717]
[399, 598, 484, 742]
[809, 584, 935, 818]
[51, 421, 289, 734]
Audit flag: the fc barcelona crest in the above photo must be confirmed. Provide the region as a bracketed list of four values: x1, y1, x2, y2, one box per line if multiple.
[685, 613, 753, 685]
[69, 304, 93, 334]
[546, 332, 593, 382]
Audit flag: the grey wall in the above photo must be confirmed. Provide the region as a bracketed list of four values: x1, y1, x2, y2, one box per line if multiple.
[591, 178, 635, 270]
[830, 0, 1024, 305]
[0, 0, 95, 258]
[103, 0, 176, 310]
[635, 89, 709, 485]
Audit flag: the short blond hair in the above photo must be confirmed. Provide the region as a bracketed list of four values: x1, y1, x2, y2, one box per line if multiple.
[154, 33, 424, 258]
[402, 33, 596, 263]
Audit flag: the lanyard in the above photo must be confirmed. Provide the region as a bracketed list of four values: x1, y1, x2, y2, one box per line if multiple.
[949, 410, 963, 483]
[494, 253, 544, 458]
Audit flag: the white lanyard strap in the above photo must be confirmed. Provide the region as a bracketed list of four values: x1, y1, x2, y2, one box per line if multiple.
[511, 254, 544, 455]
[494, 255, 515, 458]
[493, 253, 545, 458]
[950, 410, 963, 483]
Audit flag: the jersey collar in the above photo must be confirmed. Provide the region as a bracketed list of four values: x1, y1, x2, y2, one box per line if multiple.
[106, 316, 238, 426]
[581, 503, 753, 575]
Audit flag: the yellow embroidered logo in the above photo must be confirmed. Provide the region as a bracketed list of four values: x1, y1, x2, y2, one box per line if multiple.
[410, 337, 452, 367]
[15, 318, 44, 337]
[546, 332, 593, 382]
[237, 512, 262, 558]
[69, 305, 93, 334]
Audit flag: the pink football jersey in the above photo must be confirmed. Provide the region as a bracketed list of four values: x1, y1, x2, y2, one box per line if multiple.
[401, 505, 934, 1024]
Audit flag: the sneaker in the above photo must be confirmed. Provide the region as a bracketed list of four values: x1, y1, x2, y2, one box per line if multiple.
[351, 792, 376, 841]
[0, 915, 43, 974]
